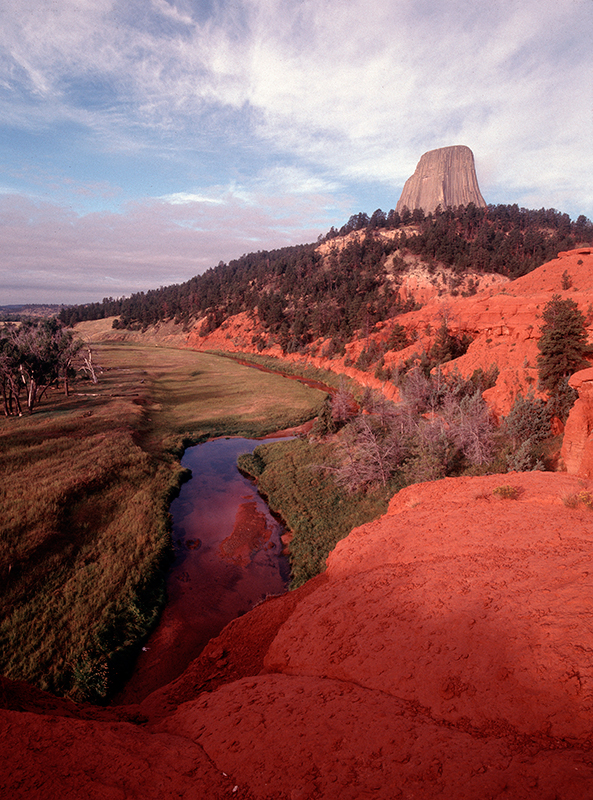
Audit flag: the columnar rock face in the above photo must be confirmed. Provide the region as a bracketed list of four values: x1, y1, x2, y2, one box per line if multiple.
[396, 145, 486, 214]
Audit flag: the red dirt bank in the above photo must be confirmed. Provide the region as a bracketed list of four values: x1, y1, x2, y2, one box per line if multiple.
[79, 248, 593, 418]
[563, 367, 593, 479]
[186, 247, 593, 417]
[3, 471, 593, 799]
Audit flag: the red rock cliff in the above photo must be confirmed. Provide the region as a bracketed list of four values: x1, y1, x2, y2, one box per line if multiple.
[3, 471, 593, 799]
[562, 367, 593, 477]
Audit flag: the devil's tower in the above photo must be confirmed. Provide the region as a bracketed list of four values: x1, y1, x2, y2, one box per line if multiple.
[396, 145, 486, 214]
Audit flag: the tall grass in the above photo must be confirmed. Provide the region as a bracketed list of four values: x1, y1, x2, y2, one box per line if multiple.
[0, 342, 324, 701]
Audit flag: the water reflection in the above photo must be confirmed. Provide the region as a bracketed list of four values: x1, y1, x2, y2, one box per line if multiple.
[116, 437, 289, 704]
[171, 437, 290, 621]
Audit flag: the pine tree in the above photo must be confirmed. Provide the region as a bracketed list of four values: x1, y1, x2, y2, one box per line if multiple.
[536, 295, 588, 396]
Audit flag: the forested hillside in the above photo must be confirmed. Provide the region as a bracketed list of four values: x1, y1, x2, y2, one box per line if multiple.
[60, 203, 593, 354]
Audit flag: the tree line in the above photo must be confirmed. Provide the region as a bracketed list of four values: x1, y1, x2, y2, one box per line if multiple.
[59, 203, 593, 359]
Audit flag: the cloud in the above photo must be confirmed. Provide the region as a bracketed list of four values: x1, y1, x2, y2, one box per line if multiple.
[0, 0, 592, 305]
[149, 0, 195, 28]
[0, 187, 345, 304]
[2, 1, 590, 190]
[161, 192, 225, 205]
[238, 0, 593, 197]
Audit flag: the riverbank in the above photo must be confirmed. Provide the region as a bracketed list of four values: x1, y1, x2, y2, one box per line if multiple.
[239, 438, 395, 587]
[114, 436, 292, 705]
[0, 343, 325, 702]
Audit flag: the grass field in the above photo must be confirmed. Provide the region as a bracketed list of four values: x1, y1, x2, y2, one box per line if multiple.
[0, 342, 325, 701]
[205, 349, 345, 390]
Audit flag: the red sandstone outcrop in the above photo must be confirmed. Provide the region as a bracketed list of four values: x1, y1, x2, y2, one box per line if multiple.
[4, 471, 593, 798]
[562, 367, 593, 477]
[395, 260, 507, 305]
[179, 248, 593, 418]
[396, 145, 486, 214]
[78, 248, 593, 420]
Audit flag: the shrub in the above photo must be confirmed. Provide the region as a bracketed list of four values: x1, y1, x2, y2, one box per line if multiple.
[385, 323, 410, 352]
[502, 391, 551, 470]
[355, 340, 383, 370]
[429, 319, 472, 366]
[374, 357, 392, 381]
[546, 378, 579, 424]
[493, 484, 520, 500]
[562, 490, 593, 510]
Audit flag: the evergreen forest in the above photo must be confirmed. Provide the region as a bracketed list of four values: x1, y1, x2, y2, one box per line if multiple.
[59, 203, 593, 355]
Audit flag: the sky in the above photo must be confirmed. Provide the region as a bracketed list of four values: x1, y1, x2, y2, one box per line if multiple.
[1, 0, 592, 305]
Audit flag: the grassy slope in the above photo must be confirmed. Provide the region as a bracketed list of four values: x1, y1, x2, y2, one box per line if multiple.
[0, 342, 324, 701]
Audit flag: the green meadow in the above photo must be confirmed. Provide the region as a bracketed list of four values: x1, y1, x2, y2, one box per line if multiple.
[0, 342, 324, 702]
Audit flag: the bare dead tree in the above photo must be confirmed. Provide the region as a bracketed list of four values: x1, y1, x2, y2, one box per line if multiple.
[360, 388, 400, 428]
[441, 390, 495, 466]
[398, 367, 431, 415]
[80, 347, 100, 384]
[331, 378, 357, 426]
[334, 415, 404, 492]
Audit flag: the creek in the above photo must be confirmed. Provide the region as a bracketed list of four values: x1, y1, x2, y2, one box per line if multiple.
[116, 436, 291, 704]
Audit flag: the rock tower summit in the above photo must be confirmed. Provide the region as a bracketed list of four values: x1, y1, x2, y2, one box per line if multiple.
[396, 145, 486, 215]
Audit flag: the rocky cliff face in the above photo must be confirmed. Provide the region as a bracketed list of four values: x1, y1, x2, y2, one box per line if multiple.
[396, 145, 486, 214]
[4, 471, 593, 798]
[562, 367, 593, 477]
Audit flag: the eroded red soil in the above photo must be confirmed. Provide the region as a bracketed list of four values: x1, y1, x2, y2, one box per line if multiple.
[3, 470, 593, 798]
[186, 248, 593, 417]
[6, 249, 593, 796]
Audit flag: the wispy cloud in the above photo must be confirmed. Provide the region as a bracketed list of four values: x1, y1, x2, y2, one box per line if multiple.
[0, 0, 591, 303]
[162, 192, 225, 205]
[0, 187, 345, 303]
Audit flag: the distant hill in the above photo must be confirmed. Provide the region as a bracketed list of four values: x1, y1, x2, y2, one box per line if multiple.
[0, 304, 63, 321]
[61, 203, 593, 357]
